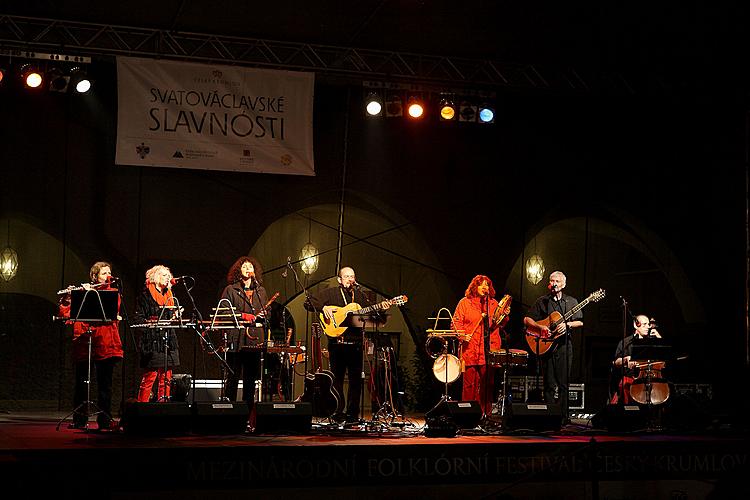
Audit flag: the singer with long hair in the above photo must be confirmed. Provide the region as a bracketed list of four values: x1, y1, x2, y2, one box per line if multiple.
[523, 271, 583, 422]
[57, 261, 123, 430]
[220, 256, 268, 411]
[452, 275, 509, 416]
[134, 264, 181, 402]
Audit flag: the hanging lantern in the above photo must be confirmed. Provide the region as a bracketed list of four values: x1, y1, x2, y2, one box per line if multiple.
[299, 243, 319, 275]
[0, 246, 18, 281]
[525, 254, 545, 285]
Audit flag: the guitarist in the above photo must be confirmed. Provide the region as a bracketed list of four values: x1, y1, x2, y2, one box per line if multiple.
[304, 266, 387, 424]
[523, 271, 583, 422]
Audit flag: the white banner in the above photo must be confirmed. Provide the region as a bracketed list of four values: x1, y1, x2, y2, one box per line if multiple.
[116, 57, 315, 176]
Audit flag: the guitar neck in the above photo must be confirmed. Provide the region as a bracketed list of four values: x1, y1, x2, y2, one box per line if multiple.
[560, 297, 591, 322]
[354, 300, 389, 315]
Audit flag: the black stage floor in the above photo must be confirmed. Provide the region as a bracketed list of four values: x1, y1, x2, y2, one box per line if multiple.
[1, 408, 748, 499]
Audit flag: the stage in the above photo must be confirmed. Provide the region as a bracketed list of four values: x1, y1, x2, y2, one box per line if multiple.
[1, 409, 748, 499]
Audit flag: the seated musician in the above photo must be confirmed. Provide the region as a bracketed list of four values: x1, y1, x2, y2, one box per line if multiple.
[134, 265, 181, 402]
[220, 256, 268, 412]
[610, 314, 662, 404]
[451, 275, 509, 417]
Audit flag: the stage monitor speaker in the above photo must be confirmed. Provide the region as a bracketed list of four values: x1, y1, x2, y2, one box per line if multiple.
[120, 401, 191, 435]
[505, 403, 562, 432]
[254, 402, 312, 434]
[191, 401, 249, 434]
[425, 400, 482, 430]
[592, 404, 647, 432]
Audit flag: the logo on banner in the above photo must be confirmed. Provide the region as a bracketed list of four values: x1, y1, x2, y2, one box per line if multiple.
[136, 143, 151, 159]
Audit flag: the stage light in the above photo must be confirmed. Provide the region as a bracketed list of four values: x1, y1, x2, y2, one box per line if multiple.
[20, 64, 43, 89]
[525, 255, 545, 285]
[439, 95, 456, 121]
[385, 92, 403, 117]
[70, 67, 91, 93]
[299, 243, 319, 274]
[478, 103, 495, 124]
[0, 67, 6, 85]
[407, 95, 425, 119]
[459, 101, 477, 122]
[47, 67, 70, 92]
[364, 91, 383, 116]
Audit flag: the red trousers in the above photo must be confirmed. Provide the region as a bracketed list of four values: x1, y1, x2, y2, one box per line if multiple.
[462, 365, 494, 416]
[610, 376, 635, 404]
[137, 368, 172, 402]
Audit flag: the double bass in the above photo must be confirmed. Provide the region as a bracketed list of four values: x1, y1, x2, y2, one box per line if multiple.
[629, 360, 670, 405]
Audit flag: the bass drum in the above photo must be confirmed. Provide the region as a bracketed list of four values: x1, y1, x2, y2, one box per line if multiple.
[432, 353, 462, 383]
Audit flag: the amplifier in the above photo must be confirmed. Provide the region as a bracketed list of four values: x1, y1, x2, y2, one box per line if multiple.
[568, 383, 585, 410]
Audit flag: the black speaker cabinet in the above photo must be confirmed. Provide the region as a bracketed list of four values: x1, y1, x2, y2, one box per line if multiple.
[425, 400, 482, 430]
[505, 403, 562, 432]
[254, 402, 312, 434]
[120, 401, 191, 435]
[592, 404, 647, 432]
[191, 401, 250, 434]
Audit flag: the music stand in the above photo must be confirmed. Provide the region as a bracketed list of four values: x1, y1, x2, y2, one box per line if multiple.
[630, 339, 672, 363]
[56, 289, 119, 431]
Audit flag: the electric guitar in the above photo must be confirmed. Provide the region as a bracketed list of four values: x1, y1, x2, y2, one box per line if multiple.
[295, 322, 344, 417]
[319, 295, 408, 338]
[525, 288, 606, 356]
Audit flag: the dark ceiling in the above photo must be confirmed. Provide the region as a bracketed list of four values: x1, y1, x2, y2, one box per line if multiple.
[2, 1, 747, 84]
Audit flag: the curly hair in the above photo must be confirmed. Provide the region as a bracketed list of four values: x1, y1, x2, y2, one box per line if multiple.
[464, 274, 496, 299]
[226, 256, 263, 285]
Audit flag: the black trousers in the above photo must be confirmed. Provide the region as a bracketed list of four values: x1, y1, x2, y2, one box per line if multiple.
[329, 342, 363, 419]
[225, 350, 260, 405]
[543, 340, 573, 417]
[73, 357, 119, 427]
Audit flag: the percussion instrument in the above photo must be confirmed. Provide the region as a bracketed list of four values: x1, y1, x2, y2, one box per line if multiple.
[432, 353, 461, 383]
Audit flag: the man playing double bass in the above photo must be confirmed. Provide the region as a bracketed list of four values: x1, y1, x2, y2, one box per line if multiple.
[610, 314, 662, 404]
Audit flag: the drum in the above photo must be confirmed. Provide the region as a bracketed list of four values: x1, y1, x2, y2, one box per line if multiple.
[488, 349, 529, 368]
[432, 353, 461, 383]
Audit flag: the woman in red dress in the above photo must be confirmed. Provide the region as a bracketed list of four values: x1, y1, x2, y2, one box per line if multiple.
[452, 275, 510, 416]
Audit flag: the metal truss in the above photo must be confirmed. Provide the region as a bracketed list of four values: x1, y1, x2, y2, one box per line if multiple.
[0, 15, 634, 93]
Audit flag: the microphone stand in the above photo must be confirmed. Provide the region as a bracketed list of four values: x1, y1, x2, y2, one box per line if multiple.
[618, 297, 632, 406]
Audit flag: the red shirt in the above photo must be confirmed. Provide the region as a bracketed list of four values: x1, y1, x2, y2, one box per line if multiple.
[452, 296, 503, 366]
[59, 288, 123, 363]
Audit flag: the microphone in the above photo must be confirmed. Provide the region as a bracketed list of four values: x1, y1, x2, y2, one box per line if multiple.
[352, 282, 361, 288]
[547, 283, 557, 293]
[281, 256, 290, 278]
[170, 276, 190, 285]
[107, 276, 120, 284]
[249, 276, 260, 289]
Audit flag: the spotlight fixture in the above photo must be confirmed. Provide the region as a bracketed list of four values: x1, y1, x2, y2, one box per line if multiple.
[47, 67, 70, 92]
[20, 64, 43, 89]
[406, 95, 425, 119]
[0, 66, 5, 85]
[364, 91, 383, 116]
[438, 94, 456, 121]
[478, 102, 495, 124]
[459, 100, 477, 122]
[70, 66, 91, 93]
[385, 92, 403, 117]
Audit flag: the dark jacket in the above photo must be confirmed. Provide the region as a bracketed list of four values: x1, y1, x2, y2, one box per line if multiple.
[219, 282, 269, 351]
[134, 287, 180, 369]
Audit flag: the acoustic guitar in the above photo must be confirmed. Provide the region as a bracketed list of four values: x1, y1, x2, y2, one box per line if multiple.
[295, 322, 344, 418]
[524, 288, 606, 356]
[319, 295, 408, 338]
